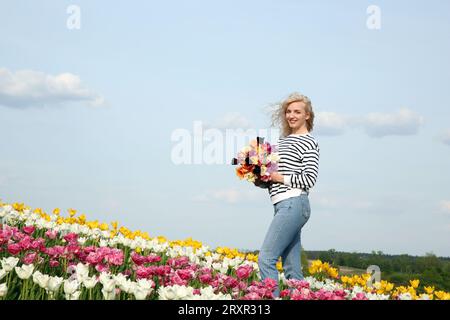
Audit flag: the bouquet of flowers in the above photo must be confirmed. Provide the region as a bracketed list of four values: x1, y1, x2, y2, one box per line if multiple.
[231, 137, 279, 188]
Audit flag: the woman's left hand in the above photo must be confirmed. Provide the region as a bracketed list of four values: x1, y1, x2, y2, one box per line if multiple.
[270, 172, 285, 184]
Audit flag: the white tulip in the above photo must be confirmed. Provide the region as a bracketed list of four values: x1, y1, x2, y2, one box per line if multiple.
[99, 273, 115, 292]
[133, 286, 150, 300]
[48, 276, 64, 292]
[174, 285, 194, 299]
[0, 269, 7, 281]
[158, 286, 176, 300]
[1, 257, 20, 272]
[74, 263, 90, 282]
[65, 291, 81, 300]
[99, 239, 108, 247]
[101, 288, 116, 300]
[14, 264, 35, 280]
[64, 279, 80, 295]
[398, 292, 413, 300]
[0, 283, 7, 297]
[33, 271, 50, 289]
[137, 279, 154, 291]
[82, 276, 98, 289]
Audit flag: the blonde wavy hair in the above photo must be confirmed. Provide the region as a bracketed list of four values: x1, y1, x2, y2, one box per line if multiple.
[269, 92, 315, 138]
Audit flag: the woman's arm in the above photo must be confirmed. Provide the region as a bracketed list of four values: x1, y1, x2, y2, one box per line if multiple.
[270, 147, 320, 189]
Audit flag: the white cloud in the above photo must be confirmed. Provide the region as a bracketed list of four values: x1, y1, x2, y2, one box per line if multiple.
[0, 67, 105, 108]
[314, 108, 424, 138]
[362, 108, 424, 138]
[315, 112, 351, 136]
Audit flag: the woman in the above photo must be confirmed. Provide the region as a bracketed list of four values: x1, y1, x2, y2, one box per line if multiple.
[258, 92, 320, 298]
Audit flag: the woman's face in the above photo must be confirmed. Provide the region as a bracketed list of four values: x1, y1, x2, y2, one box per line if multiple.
[285, 101, 310, 131]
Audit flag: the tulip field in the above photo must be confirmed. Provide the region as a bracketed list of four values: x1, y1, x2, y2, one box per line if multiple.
[1, 202, 449, 300]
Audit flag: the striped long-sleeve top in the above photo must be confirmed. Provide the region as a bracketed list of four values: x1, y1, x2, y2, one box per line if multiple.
[268, 133, 320, 204]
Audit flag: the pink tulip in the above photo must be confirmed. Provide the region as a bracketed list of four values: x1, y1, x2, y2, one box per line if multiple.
[23, 252, 38, 264]
[23, 226, 36, 235]
[131, 252, 147, 265]
[280, 289, 291, 298]
[224, 276, 239, 289]
[236, 265, 253, 280]
[352, 292, 368, 300]
[145, 254, 161, 264]
[7, 243, 21, 255]
[242, 292, 261, 300]
[50, 260, 60, 267]
[95, 263, 109, 273]
[136, 266, 152, 279]
[199, 273, 212, 284]
[176, 269, 194, 281]
[31, 238, 46, 251]
[19, 236, 32, 250]
[45, 230, 58, 239]
[63, 233, 78, 244]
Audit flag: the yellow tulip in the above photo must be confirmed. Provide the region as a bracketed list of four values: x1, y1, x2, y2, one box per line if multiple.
[53, 208, 60, 216]
[424, 286, 435, 295]
[409, 279, 420, 289]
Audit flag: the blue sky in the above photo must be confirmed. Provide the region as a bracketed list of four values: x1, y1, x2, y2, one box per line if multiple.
[1, 0, 450, 257]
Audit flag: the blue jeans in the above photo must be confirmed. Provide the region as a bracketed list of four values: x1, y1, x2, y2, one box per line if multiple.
[258, 194, 311, 297]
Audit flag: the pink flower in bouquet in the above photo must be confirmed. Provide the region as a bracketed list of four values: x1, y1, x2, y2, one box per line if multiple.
[22, 226, 36, 235]
[232, 137, 279, 185]
[236, 264, 253, 280]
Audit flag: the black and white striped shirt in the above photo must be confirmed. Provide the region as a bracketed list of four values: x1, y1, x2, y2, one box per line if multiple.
[268, 133, 320, 204]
